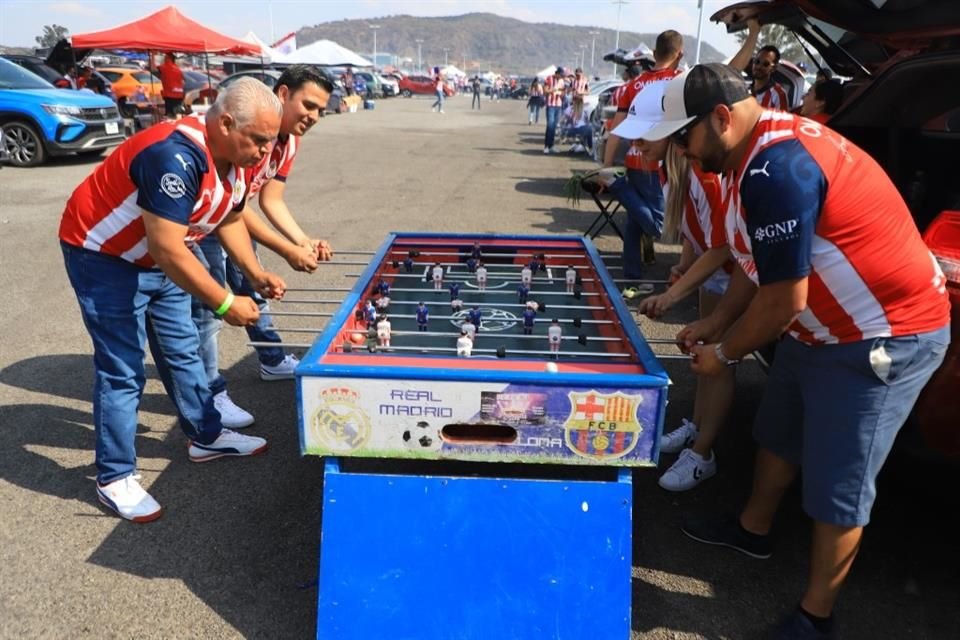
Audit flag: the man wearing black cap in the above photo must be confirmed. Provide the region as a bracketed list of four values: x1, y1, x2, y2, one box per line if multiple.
[652, 63, 950, 638]
[543, 66, 566, 154]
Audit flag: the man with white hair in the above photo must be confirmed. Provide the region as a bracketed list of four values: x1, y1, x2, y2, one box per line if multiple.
[58, 78, 285, 523]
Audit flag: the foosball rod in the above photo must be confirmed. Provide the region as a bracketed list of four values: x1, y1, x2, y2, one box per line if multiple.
[266, 326, 683, 346]
[279, 298, 606, 311]
[357, 272, 668, 286]
[268, 310, 614, 325]
[388, 250, 616, 260]
[247, 341, 695, 361]
[345, 286, 602, 298]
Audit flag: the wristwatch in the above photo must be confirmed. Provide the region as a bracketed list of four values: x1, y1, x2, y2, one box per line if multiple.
[714, 343, 741, 367]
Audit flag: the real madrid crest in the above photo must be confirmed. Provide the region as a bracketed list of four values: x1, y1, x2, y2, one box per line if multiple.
[309, 386, 372, 452]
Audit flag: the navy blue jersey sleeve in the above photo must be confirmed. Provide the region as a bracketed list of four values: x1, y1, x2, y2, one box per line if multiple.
[740, 139, 826, 286]
[129, 132, 208, 224]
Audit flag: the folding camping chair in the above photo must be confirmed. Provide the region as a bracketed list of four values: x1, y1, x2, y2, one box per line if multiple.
[578, 178, 625, 240]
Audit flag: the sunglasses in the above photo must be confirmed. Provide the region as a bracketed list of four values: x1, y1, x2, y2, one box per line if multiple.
[670, 112, 710, 147]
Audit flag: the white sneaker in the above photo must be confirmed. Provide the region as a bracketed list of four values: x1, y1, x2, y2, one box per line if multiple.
[571, 143, 585, 153]
[543, 147, 551, 154]
[259, 354, 300, 381]
[188, 429, 268, 463]
[96, 474, 162, 523]
[658, 449, 717, 491]
[548, 146, 557, 154]
[213, 390, 254, 429]
[660, 418, 698, 454]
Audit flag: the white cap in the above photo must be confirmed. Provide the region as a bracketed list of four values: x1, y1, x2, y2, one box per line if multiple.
[610, 80, 674, 141]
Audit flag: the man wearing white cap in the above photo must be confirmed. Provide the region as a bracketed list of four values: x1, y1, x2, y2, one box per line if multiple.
[650, 63, 950, 638]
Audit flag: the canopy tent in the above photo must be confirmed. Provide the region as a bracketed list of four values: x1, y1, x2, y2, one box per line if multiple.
[536, 65, 557, 79]
[71, 5, 258, 55]
[279, 39, 372, 67]
[215, 31, 286, 66]
[440, 64, 466, 78]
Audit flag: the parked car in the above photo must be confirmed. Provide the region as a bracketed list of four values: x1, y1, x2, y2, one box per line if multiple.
[218, 68, 282, 90]
[378, 73, 399, 97]
[97, 66, 163, 102]
[352, 71, 384, 99]
[398, 74, 437, 97]
[583, 78, 624, 121]
[0, 57, 124, 166]
[711, 0, 960, 457]
[1, 54, 116, 101]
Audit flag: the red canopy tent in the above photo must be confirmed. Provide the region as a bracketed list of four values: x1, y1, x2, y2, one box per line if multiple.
[71, 5, 259, 54]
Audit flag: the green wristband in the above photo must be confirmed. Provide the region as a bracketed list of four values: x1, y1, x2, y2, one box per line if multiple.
[214, 292, 235, 317]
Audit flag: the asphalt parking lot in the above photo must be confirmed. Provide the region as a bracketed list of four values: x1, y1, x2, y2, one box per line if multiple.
[0, 95, 957, 639]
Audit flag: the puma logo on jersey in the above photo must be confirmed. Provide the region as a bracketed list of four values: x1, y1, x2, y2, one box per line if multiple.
[749, 161, 771, 178]
[174, 153, 190, 171]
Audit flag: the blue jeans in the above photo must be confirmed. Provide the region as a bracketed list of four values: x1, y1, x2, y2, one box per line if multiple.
[607, 169, 665, 279]
[544, 106, 562, 149]
[754, 327, 950, 526]
[568, 125, 593, 150]
[191, 234, 285, 376]
[431, 89, 444, 111]
[528, 103, 541, 123]
[62, 243, 222, 484]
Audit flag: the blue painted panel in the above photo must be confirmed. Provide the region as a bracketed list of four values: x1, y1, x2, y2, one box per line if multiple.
[318, 466, 632, 640]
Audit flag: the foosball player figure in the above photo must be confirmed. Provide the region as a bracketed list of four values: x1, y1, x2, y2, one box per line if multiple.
[520, 264, 533, 287]
[432, 263, 444, 290]
[467, 305, 483, 329]
[565, 266, 577, 294]
[375, 295, 391, 311]
[475, 262, 488, 290]
[517, 282, 530, 305]
[526, 300, 540, 312]
[456, 328, 473, 358]
[466, 256, 478, 273]
[449, 281, 463, 310]
[536, 253, 548, 271]
[416, 301, 430, 332]
[376, 278, 390, 297]
[470, 242, 482, 260]
[522, 307, 537, 335]
[528, 256, 542, 275]
[460, 319, 477, 340]
[363, 299, 378, 329]
[403, 256, 415, 273]
[376, 316, 392, 347]
[548, 319, 562, 354]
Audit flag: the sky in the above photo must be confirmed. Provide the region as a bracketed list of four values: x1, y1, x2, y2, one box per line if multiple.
[0, 0, 742, 57]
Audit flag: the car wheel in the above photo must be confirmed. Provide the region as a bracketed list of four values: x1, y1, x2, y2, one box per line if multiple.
[1, 121, 46, 167]
[402, 89, 412, 98]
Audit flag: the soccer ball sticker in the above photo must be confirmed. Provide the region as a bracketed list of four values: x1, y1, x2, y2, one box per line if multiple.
[402, 421, 442, 452]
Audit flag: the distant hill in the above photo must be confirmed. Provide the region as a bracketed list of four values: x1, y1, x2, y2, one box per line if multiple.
[296, 12, 726, 75]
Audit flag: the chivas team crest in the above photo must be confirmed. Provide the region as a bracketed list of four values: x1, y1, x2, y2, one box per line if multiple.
[310, 386, 371, 452]
[564, 391, 643, 459]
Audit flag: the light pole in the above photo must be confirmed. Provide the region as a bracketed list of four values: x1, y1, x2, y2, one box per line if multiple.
[443, 47, 450, 67]
[415, 38, 424, 73]
[588, 30, 599, 71]
[579, 44, 587, 70]
[694, 0, 705, 64]
[612, 0, 629, 75]
[369, 24, 380, 69]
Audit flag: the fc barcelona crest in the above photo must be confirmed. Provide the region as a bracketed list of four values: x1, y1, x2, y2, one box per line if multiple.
[563, 391, 643, 460]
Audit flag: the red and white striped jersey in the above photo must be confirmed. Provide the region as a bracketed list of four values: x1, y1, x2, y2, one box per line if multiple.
[679, 167, 725, 256]
[723, 110, 949, 344]
[59, 115, 246, 268]
[545, 75, 565, 108]
[754, 80, 791, 111]
[245, 134, 298, 200]
[572, 75, 589, 96]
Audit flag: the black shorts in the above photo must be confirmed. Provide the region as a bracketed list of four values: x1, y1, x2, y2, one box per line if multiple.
[164, 97, 184, 116]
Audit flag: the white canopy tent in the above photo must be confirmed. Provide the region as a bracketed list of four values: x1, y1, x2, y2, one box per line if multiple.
[440, 64, 466, 78]
[213, 31, 284, 66]
[280, 39, 372, 67]
[536, 65, 557, 80]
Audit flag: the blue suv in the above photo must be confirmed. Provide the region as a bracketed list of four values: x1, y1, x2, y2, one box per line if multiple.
[0, 56, 124, 166]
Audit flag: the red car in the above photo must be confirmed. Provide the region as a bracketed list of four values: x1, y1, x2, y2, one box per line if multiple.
[712, 0, 960, 457]
[398, 74, 453, 98]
